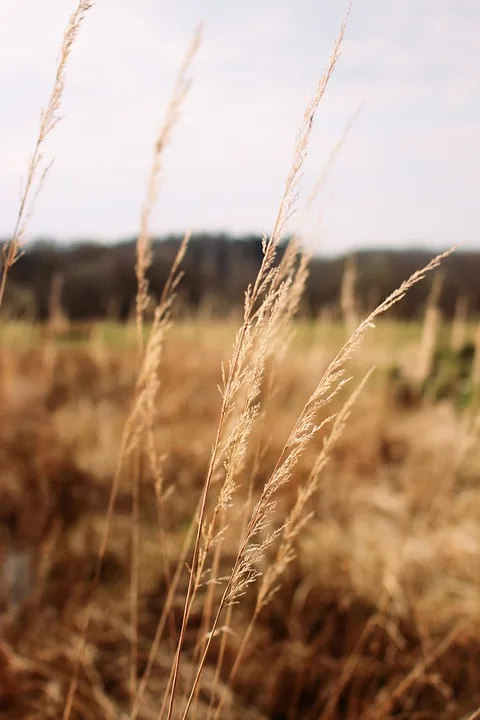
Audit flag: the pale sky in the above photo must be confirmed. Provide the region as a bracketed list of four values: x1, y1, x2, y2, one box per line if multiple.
[0, 1, 479, 253]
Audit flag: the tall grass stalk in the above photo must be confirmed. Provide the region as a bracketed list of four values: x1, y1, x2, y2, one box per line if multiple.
[135, 25, 202, 353]
[300, 105, 361, 247]
[130, 24, 201, 705]
[63, 24, 200, 710]
[164, 11, 351, 718]
[0, 0, 94, 311]
[204, 242, 310, 713]
[182, 246, 453, 720]
[164, 10, 352, 718]
[213, 369, 373, 719]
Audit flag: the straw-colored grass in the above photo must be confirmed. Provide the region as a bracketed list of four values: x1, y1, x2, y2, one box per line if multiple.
[0, 0, 94, 310]
[1, 1, 479, 719]
[0, 331, 480, 719]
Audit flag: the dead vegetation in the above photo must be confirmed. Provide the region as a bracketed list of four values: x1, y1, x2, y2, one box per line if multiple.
[2, 1, 480, 718]
[0, 332, 479, 719]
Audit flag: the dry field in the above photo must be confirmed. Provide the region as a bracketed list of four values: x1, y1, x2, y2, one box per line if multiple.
[0, 320, 480, 719]
[2, 2, 480, 718]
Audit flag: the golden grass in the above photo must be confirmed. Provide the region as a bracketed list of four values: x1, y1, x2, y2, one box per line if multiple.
[0, 334, 480, 718]
[2, 1, 479, 718]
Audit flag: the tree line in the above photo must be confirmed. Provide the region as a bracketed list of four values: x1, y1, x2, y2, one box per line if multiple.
[1, 234, 478, 321]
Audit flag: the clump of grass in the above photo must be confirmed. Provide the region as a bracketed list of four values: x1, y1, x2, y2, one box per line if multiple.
[163, 10, 353, 718]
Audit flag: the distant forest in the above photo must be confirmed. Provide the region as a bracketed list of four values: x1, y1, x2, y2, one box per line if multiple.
[1, 234, 478, 321]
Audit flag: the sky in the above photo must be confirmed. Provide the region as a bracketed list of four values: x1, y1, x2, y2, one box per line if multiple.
[0, 0, 479, 254]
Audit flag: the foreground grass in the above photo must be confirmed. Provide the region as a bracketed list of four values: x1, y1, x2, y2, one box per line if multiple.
[0, 335, 479, 718]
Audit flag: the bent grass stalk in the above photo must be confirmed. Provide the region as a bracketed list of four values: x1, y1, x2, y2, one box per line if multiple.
[163, 13, 350, 719]
[63, 221, 193, 720]
[213, 369, 374, 719]
[4, 4, 99, 719]
[206, 245, 310, 717]
[135, 25, 202, 354]
[190, 275, 298, 710]
[181, 247, 454, 720]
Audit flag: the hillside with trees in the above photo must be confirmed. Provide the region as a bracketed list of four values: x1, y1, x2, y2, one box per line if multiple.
[1, 234, 477, 320]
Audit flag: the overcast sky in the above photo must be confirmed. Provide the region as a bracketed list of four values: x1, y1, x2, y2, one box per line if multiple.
[0, 1, 479, 253]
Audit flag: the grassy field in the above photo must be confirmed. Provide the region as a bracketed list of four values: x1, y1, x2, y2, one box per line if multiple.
[1, 316, 476, 348]
[2, 4, 480, 718]
[0, 318, 480, 719]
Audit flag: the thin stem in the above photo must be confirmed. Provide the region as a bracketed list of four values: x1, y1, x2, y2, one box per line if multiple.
[129, 453, 141, 708]
[1, 1, 93, 313]
[212, 614, 256, 720]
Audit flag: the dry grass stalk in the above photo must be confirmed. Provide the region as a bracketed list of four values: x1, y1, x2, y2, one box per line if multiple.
[340, 254, 358, 335]
[128, 225, 193, 705]
[245, 253, 452, 574]
[416, 270, 443, 384]
[275, 109, 360, 314]
[451, 294, 469, 351]
[130, 22, 201, 705]
[181, 281, 292, 707]
[264, 369, 372, 601]
[274, 109, 360, 340]
[186, 245, 453, 720]
[62, 170, 194, 720]
[135, 25, 202, 353]
[191, 509, 227, 717]
[63, 223, 190, 720]
[214, 370, 373, 720]
[169, 11, 453, 716]
[300, 105, 361, 248]
[164, 12, 351, 719]
[129, 455, 141, 706]
[0, 0, 94, 311]
[192, 277, 299, 707]
[249, 244, 311, 486]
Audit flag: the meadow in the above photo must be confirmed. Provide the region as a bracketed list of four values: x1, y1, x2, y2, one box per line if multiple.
[2, 2, 480, 718]
[0, 316, 480, 719]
